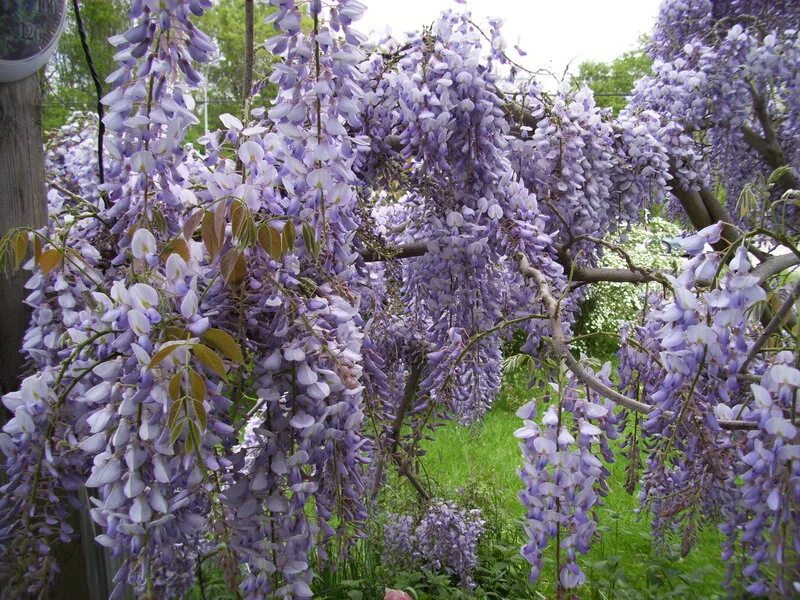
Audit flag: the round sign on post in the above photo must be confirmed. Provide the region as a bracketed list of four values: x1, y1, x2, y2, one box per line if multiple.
[0, 0, 67, 83]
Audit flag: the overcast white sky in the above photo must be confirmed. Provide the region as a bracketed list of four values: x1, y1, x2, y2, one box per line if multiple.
[358, 0, 662, 87]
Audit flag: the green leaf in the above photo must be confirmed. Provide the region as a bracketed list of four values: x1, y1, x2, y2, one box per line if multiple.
[193, 343, 227, 378]
[168, 398, 185, 433]
[148, 341, 187, 369]
[151, 207, 168, 233]
[189, 367, 206, 402]
[168, 371, 182, 402]
[768, 164, 793, 185]
[186, 420, 201, 453]
[737, 184, 757, 218]
[170, 419, 185, 447]
[193, 397, 208, 432]
[163, 327, 192, 341]
[202, 328, 245, 364]
[302, 222, 318, 258]
[298, 276, 318, 297]
[282, 222, 296, 253]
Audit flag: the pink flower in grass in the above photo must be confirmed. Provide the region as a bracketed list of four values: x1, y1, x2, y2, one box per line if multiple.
[384, 589, 412, 600]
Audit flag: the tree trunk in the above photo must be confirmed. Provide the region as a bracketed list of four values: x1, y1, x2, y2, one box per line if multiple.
[0, 73, 47, 396]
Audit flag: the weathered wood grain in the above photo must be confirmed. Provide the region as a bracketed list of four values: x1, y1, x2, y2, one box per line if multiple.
[0, 73, 47, 395]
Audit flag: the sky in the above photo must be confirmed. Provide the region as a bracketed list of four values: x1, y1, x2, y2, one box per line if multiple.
[358, 0, 662, 87]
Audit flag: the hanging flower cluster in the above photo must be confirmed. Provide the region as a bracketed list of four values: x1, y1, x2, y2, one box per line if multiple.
[616, 221, 800, 587]
[722, 357, 800, 596]
[630, 0, 800, 231]
[383, 500, 485, 588]
[515, 364, 618, 588]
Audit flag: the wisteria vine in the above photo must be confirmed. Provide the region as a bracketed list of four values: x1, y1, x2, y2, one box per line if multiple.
[0, 0, 798, 598]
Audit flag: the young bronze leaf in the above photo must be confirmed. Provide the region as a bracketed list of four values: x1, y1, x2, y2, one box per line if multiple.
[231, 200, 256, 247]
[202, 328, 245, 364]
[213, 200, 227, 246]
[201, 210, 220, 259]
[258, 225, 283, 260]
[193, 343, 227, 378]
[13, 231, 28, 269]
[160, 238, 190, 262]
[39, 249, 63, 274]
[231, 200, 247, 239]
[221, 249, 247, 286]
[182, 208, 205, 241]
[33, 236, 42, 266]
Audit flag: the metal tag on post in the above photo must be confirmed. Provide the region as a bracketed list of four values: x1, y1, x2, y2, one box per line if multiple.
[0, 0, 67, 82]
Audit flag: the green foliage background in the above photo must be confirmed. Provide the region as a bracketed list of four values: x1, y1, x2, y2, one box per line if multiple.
[573, 216, 683, 357]
[572, 41, 652, 114]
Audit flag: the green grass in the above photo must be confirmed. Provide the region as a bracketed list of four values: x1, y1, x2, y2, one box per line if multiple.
[414, 375, 727, 599]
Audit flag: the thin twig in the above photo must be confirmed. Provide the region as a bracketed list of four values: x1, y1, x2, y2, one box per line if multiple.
[235, 0, 255, 177]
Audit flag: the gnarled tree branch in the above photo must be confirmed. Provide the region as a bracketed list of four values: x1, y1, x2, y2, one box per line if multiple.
[361, 240, 668, 284]
[752, 252, 800, 283]
[743, 88, 799, 190]
[515, 253, 757, 431]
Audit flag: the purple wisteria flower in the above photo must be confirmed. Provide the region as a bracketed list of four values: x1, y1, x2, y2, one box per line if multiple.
[383, 500, 485, 588]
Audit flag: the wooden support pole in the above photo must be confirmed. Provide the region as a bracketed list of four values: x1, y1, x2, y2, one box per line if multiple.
[0, 73, 47, 396]
[0, 72, 123, 600]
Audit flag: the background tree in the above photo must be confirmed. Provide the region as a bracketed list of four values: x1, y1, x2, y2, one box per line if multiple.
[199, 0, 279, 136]
[42, 1, 129, 130]
[573, 41, 652, 114]
[42, 0, 286, 136]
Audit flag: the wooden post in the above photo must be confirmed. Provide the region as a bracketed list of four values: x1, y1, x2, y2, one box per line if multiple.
[0, 73, 124, 600]
[0, 72, 47, 396]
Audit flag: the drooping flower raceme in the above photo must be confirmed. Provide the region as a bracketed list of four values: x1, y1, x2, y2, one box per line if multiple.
[516, 364, 618, 588]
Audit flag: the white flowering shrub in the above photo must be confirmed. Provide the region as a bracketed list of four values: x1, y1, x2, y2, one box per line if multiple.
[574, 216, 683, 356]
